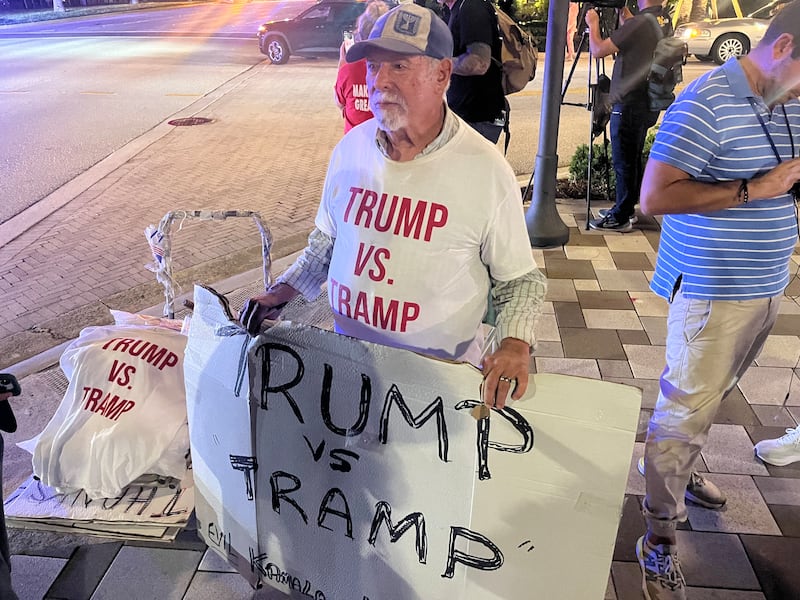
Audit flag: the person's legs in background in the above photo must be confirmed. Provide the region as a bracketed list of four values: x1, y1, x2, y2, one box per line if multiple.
[639, 291, 781, 600]
[566, 2, 579, 61]
[591, 102, 658, 231]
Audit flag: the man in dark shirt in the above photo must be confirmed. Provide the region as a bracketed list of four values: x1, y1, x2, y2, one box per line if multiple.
[585, 0, 673, 231]
[440, 0, 506, 143]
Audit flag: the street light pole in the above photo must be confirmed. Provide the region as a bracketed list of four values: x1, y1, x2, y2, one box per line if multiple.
[525, 0, 570, 248]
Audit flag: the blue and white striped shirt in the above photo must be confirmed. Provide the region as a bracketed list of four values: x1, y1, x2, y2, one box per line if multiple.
[649, 58, 799, 301]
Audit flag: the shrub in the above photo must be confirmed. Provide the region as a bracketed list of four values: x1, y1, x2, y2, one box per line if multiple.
[643, 124, 659, 163]
[569, 142, 615, 196]
[567, 124, 661, 196]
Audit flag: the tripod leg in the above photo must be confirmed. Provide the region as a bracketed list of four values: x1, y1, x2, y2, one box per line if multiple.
[561, 30, 587, 103]
[586, 105, 594, 231]
[603, 128, 612, 203]
[523, 169, 535, 205]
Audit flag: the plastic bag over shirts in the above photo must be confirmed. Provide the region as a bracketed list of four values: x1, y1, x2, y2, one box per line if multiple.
[30, 314, 189, 499]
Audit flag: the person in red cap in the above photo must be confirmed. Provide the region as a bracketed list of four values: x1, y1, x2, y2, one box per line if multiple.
[334, 0, 391, 133]
[241, 3, 546, 409]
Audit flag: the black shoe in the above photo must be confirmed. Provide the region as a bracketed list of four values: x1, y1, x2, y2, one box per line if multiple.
[598, 208, 638, 224]
[589, 212, 633, 232]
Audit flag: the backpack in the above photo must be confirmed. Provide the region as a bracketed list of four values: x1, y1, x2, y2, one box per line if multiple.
[644, 13, 687, 112]
[493, 8, 538, 96]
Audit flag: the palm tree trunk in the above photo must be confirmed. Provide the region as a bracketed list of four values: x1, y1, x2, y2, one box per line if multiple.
[675, 0, 708, 24]
[689, 0, 708, 21]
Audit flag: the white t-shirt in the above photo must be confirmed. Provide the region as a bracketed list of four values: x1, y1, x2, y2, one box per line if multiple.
[315, 118, 535, 364]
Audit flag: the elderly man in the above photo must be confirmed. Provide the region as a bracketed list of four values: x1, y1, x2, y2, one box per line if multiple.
[637, 2, 800, 599]
[240, 3, 546, 408]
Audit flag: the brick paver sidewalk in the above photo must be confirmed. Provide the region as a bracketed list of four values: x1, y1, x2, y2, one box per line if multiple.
[0, 62, 345, 369]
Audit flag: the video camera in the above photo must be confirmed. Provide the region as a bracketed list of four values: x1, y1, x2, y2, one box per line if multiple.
[569, 0, 627, 8]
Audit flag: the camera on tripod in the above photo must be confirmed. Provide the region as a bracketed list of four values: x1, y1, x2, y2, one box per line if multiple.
[569, 0, 627, 8]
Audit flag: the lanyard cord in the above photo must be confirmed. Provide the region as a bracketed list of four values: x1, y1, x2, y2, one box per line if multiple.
[746, 98, 796, 163]
[748, 98, 800, 296]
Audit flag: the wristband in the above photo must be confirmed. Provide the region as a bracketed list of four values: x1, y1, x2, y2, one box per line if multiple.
[737, 179, 749, 204]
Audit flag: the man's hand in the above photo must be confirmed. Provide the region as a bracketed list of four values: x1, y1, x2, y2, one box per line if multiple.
[239, 283, 299, 336]
[750, 157, 800, 200]
[480, 337, 530, 409]
[584, 8, 599, 28]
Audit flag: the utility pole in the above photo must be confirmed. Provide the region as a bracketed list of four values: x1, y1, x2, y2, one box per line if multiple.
[525, 0, 570, 248]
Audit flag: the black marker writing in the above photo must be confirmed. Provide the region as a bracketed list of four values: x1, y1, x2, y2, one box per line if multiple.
[368, 501, 427, 563]
[230, 455, 258, 501]
[255, 342, 305, 423]
[442, 526, 504, 578]
[317, 487, 354, 539]
[455, 400, 534, 480]
[321, 364, 370, 436]
[379, 384, 449, 462]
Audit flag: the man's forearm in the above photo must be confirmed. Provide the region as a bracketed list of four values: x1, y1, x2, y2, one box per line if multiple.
[640, 178, 750, 215]
[491, 269, 548, 349]
[452, 42, 491, 76]
[639, 159, 800, 216]
[275, 227, 334, 300]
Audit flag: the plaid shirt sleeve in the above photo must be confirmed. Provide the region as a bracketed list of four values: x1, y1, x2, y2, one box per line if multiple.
[274, 227, 334, 300]
[491, 268, 547, 351]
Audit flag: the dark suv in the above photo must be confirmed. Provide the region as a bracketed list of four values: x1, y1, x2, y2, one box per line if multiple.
[257, 0, 368, 64]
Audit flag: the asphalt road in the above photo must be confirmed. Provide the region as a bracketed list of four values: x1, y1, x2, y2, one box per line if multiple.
[0, 0, 314, 225]
[0, 1, 716, 230]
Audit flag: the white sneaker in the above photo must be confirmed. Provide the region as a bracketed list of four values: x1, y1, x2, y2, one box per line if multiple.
[598, 208, 639, 224]
[755, 427, 800, 466]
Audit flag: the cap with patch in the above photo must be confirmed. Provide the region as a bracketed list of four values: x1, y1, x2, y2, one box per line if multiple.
[346, 3, 453, 62]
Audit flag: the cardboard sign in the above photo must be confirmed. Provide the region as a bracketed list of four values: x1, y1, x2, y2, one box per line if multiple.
[4, 474, 193, 541]
[185, 286, 642, 599]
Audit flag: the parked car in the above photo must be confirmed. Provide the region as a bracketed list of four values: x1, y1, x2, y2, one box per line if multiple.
[674, 0, 788, 64]
[257, 0, 368, 65]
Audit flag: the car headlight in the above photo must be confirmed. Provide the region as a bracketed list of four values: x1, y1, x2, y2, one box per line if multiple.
[258, 25, 267, 34]
[680, 27, 711, 39]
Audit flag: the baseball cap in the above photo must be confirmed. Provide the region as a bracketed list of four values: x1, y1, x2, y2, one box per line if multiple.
[346, 3, 454, 62]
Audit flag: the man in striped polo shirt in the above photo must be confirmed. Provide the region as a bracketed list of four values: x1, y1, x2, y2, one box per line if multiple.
[635, 3, 800, 598]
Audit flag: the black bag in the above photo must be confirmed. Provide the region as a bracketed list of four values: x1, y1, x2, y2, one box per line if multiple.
[645, 14, 687, 112]
[592, 74, 612, 138]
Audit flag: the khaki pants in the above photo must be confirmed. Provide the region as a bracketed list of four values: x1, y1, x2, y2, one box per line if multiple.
[643, 290, 781, 537]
